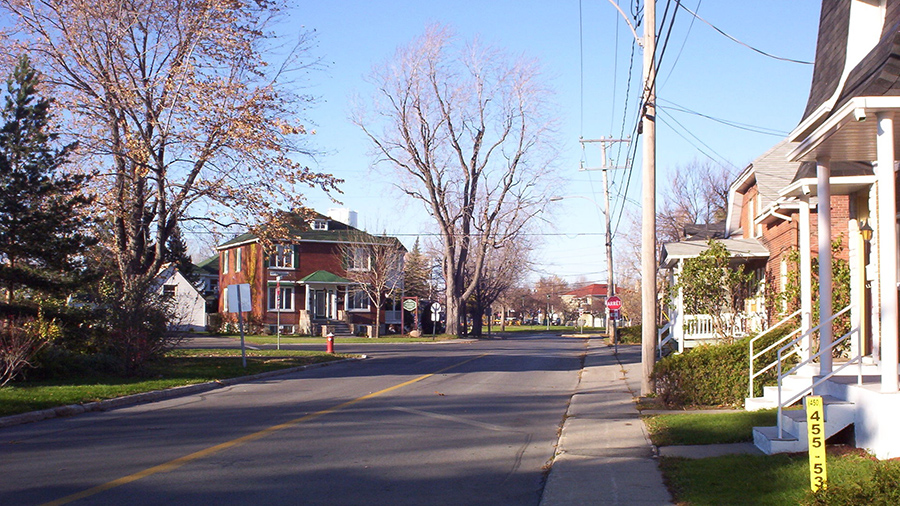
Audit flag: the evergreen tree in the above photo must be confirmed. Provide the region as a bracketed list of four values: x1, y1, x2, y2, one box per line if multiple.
[164, 226, 197, 283]
[403, 239, 431, 299]
[0, 55, 95, 309]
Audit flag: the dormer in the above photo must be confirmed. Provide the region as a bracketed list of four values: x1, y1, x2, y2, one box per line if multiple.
[311, 218, 329, 231]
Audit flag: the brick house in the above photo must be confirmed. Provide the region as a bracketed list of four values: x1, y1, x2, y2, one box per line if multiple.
[660, 139, 865, 351]
[216, 210, 405, 336]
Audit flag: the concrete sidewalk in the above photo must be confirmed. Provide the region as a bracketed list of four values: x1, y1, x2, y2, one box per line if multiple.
[541, 341, 673, 505]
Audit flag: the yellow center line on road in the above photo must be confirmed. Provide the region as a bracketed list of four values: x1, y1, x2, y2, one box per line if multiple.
[42, 353, 489, 506]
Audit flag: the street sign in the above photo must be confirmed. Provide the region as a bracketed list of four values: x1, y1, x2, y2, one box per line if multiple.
[226, 284, 251, 313]
[431, 302, 442, 312]
[606, 296, 622, 311]
[403, 299, 418, 311]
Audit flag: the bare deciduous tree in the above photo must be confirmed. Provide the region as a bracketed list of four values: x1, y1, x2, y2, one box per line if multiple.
[354, 25, 559, 336]
[0, 0, 340, 288]
[657, 159, 734, 243]
[339, 233, 405, 339]
[468, 240, 531, 336]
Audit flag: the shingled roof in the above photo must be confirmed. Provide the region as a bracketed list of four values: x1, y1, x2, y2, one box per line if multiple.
[800, 0, 900, 125]
[216, 212, 405, 251]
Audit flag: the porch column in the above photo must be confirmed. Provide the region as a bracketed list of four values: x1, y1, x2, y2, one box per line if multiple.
[673, 263, 684, 353]
[799, 195, 813, 361]
[817, 157, 833, 375]
[876, 111, 899, 392]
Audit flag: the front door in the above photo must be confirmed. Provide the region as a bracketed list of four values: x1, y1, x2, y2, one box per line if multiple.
[308, 289, 326, 319]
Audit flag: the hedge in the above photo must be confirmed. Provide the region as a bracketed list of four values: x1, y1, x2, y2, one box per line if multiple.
[652, 324, 797, 408]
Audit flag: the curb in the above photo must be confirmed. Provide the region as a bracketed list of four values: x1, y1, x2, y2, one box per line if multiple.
[0, 355, 366, 430]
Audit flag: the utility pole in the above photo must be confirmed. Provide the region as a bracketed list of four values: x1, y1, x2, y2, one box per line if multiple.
[640, 0, 658, 397]
[578, 137, 630, 343]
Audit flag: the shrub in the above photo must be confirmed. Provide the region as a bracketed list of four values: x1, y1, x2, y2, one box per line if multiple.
[803, 460, 900, 505]
[0, 318, 49, 386]
[617, 325, 642, 344]
[31, 346, 123, 379]
[95, 280, 176, 375]
[652, 324, 797, 408]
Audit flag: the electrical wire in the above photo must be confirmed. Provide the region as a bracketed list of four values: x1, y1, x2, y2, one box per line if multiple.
[674, 0, 813, 65]
[661, 0, 701, 87]
[658, 99, 789, 137]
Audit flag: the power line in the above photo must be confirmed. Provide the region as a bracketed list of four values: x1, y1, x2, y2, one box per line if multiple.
[657, 100, 789, 137]
[674, 0, 813, 65]
[657, 109, 738, 170]
[661, 0, 701, 87]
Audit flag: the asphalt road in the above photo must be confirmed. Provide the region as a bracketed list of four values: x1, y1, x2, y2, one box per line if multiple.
[0, 335, 587, 506]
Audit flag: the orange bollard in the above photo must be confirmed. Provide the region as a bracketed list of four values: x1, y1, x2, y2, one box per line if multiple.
[326, 332, 334, 354]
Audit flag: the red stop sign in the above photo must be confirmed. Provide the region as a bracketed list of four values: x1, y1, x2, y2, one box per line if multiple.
[606, 296, 622, 311]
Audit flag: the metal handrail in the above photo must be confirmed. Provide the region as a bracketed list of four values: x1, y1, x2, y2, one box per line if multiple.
[776, 305, 861, 438]
[748, 309, 801, 397]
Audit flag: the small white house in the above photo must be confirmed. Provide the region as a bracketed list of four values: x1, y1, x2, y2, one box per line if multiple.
[155, 263, 207, 331]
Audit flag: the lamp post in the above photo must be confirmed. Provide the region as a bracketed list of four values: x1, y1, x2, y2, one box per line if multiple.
[546, 293, 551, 330]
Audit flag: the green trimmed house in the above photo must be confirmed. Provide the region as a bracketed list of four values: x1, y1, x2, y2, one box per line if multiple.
[216, 210, 405, 336]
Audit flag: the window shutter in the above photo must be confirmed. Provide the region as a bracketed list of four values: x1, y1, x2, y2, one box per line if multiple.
[293, 244, 300, 269]
[263, 249, 269, 268]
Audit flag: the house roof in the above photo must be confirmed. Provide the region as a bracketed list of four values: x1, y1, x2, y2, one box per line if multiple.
[564, 283, 608, 298]
[216, 212, 406, 251]
[797, 0, 900, 136]
[194, 254, 219, 276]
[726, 139, 801, 235]
[660, 238, 769, 269]
[298, 270, 353, 284]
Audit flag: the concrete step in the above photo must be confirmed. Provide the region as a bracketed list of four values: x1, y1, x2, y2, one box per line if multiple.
[753, 425, 804, 454]
[753, 396, 855, 454]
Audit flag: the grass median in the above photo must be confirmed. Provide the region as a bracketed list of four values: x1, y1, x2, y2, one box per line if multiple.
[0, 349, 350, 418]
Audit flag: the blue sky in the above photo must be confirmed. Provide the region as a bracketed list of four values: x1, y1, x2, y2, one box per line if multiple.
[273, 1, 821, 285]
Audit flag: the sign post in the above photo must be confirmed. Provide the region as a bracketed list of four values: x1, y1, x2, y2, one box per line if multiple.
[806, 395, 828, 491]
[227, 284, 252, 368]
[402, 297, 419, 334]
[606, 296, 622, 353]
[431, 302, 442, 339]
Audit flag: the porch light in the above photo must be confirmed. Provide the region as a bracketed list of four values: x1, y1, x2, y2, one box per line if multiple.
[860, 220, 874, 242]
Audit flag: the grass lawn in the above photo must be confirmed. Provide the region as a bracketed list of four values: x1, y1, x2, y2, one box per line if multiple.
[644, 409, 779, 446]
[0, 349, 348, 418]
[661, 450, 882, 506]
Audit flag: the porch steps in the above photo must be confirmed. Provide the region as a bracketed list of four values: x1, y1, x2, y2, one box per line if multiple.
[745, 367, 817, 411]
[752, 395, 855, 454]
[318, 320, 353, 337]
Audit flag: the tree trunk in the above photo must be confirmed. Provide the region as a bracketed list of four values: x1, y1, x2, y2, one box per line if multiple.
[374, 293, 382, 339]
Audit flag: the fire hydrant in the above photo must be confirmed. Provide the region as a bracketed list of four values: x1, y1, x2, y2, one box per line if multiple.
[326, 332, 334, 354]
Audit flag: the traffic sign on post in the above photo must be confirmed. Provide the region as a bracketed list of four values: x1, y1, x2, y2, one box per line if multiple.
[606, 296, 622, 311]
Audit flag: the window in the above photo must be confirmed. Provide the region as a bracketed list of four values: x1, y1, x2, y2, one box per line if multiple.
[162, 285, 176, 299]
[269, 325, 295, 335]
[268, 285, 294, 311]
[235, 248, 242, 272]
[347, 246, 370, 271]
[270, 244, 294, 268]
[222, 250, 229, 274]
[347, 288, 369, 311]
[311, 219, 328, 230]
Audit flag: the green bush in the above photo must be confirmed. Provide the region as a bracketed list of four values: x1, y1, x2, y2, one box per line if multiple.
[617, 325, 641, 344]
[652, 324, 797, 408]
[31, 346, 124, 380]
[803, 460, 900, 505]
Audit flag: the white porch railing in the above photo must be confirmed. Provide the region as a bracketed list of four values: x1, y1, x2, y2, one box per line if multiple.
[657, 321, 674, 358]
[775, 305, 862, 438]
